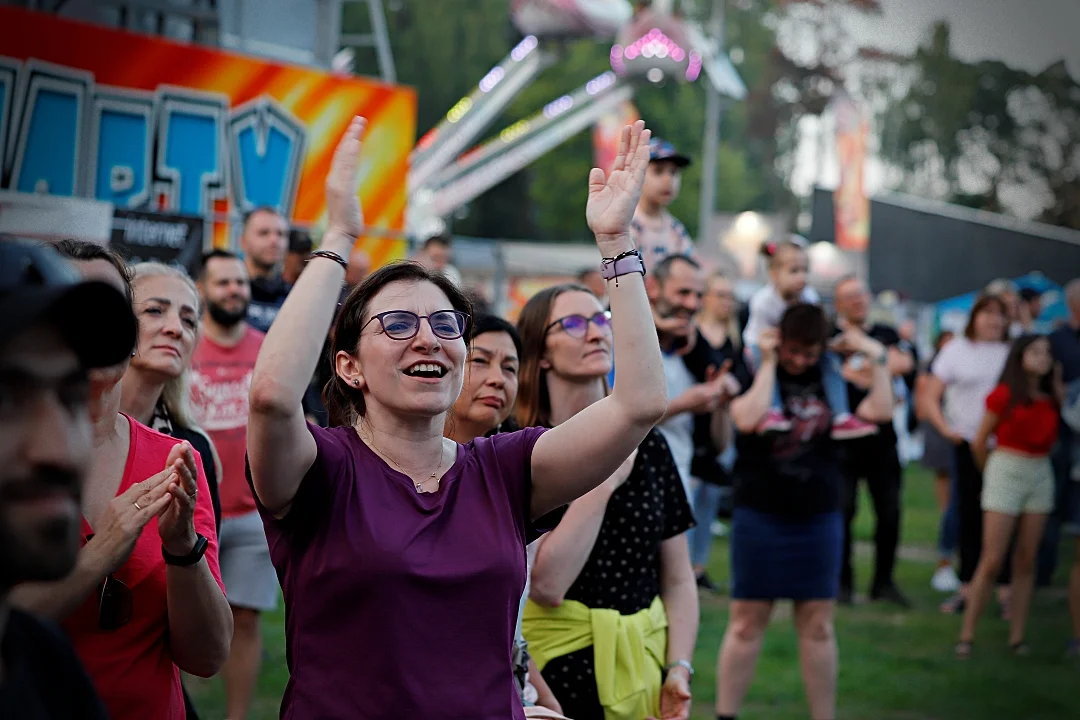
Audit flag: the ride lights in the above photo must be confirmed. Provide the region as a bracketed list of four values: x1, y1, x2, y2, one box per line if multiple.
[610, 28, 701, 83]
[479, 67, 505, 93]
[543, 95, 574, 119]
[510, 35, 539, 62]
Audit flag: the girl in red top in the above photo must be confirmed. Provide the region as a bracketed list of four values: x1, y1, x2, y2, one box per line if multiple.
[11, 241, 233, 720]
[957, 334, 1063, 657]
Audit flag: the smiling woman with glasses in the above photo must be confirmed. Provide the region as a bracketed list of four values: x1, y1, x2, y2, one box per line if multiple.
[514, 282, 700, 720]
[245, 118, 667, 719]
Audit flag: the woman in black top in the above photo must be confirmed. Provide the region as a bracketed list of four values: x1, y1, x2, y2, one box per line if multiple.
[684, 271, 746, 590]
[516, 284, 700, 720]
[715, 304, 893, 720]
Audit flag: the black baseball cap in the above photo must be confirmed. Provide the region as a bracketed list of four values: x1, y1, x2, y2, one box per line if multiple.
[648, 137, 691, 168]
[0, 239, 136, 368]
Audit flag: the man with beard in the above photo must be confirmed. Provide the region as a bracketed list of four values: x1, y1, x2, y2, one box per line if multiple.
[646, 255, 739, 501]
[190, 250, 275, 720]
[239, 206, 290, 333]
[0, 238, 135, 718]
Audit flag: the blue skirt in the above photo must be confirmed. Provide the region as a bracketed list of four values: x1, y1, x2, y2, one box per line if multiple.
[730, 507, 842, 601]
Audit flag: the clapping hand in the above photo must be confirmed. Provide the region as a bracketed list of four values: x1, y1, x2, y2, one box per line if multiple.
[586, 120, 651, 254]
[326, 116, 367, 240]
[157, 441, 201, 557]
[85, 468, 175, 577]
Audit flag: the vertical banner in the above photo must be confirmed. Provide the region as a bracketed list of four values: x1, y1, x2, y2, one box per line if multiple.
[0, 6, 416, 269]
[592, 100, 639, 172]
[832, 90, 870, 252]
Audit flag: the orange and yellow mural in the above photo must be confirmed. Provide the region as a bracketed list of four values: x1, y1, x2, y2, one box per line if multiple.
[0, 6, 416, 266]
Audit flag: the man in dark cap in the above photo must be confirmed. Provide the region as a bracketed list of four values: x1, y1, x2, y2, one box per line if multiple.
[629, 137, 697, 268]
[0, 238, 136, 718]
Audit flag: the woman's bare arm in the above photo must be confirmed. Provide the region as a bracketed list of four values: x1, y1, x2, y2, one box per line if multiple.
[247, 119, 366, 516]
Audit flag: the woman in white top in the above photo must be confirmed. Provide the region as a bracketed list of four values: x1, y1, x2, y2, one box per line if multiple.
[921, 294, 1010, 613]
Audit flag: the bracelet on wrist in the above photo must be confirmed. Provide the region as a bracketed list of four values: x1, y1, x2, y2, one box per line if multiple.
[600, 249, 645, 287]
[308, 249, 348, 271]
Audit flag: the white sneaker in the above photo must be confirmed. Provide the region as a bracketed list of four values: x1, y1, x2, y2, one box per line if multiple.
[931, 565, 960, 593]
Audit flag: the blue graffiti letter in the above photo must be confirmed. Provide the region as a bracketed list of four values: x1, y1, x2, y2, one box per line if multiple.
[14, 85, 83, 195]
[95, 105, 150, 207]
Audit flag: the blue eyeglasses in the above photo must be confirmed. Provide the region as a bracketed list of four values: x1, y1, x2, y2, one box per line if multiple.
[363, 310, 470, 340]
[545, 312, 612, 338]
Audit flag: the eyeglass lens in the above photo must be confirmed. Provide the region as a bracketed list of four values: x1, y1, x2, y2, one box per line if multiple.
[379, 310, 466, 340]
[559, 313, 611, 337]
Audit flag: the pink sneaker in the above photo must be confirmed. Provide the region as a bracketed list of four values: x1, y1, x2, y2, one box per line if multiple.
[757, 409, 792, 435]
[831, 413, 878, 440]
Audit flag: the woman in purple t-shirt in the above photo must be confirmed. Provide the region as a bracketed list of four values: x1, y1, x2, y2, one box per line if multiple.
[246, 118, 667, 719]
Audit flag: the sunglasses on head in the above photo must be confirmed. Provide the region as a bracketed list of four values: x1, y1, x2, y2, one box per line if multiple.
[363, 310, 470, 341]
[84, 535, 132, 631]
[545, 312, 612, 338]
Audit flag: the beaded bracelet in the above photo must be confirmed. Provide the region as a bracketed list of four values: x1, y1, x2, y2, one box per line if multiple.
[308, 249, 348, 271]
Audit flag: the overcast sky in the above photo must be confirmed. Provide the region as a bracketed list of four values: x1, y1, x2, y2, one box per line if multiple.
[846, 0, 1080, 79]
[787, 0, 1079, 218]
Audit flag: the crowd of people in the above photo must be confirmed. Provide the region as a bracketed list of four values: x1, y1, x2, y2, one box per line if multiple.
[1, 116, 1078, 720]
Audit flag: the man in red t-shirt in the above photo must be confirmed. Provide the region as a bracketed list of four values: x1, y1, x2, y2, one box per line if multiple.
[190, 250, 272, 720]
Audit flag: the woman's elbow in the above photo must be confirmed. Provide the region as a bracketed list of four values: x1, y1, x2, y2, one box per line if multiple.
[249, 376, 296, 418]
[528, 575, 565, 608]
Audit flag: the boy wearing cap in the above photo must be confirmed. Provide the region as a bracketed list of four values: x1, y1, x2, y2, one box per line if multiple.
[0, 238, 136, 718]
[630, 137, 697, 267]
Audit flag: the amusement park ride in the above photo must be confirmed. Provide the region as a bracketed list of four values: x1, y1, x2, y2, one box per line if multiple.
[405, 0, 747, 238]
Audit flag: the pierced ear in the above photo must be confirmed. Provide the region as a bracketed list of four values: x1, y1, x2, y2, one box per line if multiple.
[335, 349, 365, 390]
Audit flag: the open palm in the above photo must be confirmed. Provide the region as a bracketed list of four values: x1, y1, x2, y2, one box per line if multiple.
[326, 116, 367, 238]
[585, 120, 651, 250]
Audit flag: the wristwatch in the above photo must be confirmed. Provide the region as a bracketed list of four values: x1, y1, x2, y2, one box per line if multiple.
[664, 659, 694, 680]
[162, 533, 209, 567]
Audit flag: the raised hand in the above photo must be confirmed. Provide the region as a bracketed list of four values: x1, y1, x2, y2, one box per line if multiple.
[326, 116, 367, 239]
[586, 120, 651, 253]
[157, 441, 201, 556]
[758, 327, 780, 365]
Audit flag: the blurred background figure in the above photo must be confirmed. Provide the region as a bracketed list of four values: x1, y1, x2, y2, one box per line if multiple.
[0, 238, 136, 720]
[283, 230, 313, 287]
[346, 245, 372, 290]
[1018, 287, 1043, 335]
[191, 250, 276, 720]
[413, 233, 463, 286]
[577, 267, 608, 306]
[239, 207, 290, 333]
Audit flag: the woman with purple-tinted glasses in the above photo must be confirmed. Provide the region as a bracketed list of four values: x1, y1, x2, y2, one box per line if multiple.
[517, 284, 703, 720]
[245, 118, 667, 718]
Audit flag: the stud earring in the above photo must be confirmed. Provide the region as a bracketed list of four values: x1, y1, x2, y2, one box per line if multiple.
[353, 379, 360, 386]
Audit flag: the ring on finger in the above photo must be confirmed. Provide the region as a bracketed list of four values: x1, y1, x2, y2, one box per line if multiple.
[187, 489, 198, 499]
[134, 501, 143, 511]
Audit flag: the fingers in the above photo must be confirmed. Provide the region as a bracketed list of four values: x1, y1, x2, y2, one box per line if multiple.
[587, 166, 606, 193]
[135, 473, 176, 522]
[122, 467, 172, 501]
[611, 123, 630, 171]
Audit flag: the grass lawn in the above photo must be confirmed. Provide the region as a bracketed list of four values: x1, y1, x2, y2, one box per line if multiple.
[186, 465, 1075, 719]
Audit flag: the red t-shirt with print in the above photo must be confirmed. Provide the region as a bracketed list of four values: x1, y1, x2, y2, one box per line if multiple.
[985, 383, 1059, 456]
[189, 326, 264, 518]
[64, 417, 223, 720]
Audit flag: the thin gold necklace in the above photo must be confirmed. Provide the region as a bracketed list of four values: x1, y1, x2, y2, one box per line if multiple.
[361, 431, 445, 493]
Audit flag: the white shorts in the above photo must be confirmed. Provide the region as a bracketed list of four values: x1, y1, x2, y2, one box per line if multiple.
[218, 510, 279, 612]
[981, 451, 1054, 516]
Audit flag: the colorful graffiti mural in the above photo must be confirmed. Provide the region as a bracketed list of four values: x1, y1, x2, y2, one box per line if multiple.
[0, 6, 416, 266]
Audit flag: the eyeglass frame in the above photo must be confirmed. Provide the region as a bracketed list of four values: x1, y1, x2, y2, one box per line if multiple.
[544, 312, 612, 338]
[362, 309, 471, 341]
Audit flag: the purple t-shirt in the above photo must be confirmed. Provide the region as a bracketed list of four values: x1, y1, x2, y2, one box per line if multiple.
[253, 423, 547, 719]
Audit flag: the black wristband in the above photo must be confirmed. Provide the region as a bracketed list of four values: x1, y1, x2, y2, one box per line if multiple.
[162, 533, 209, 567]
[308, 249, 348, 271]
